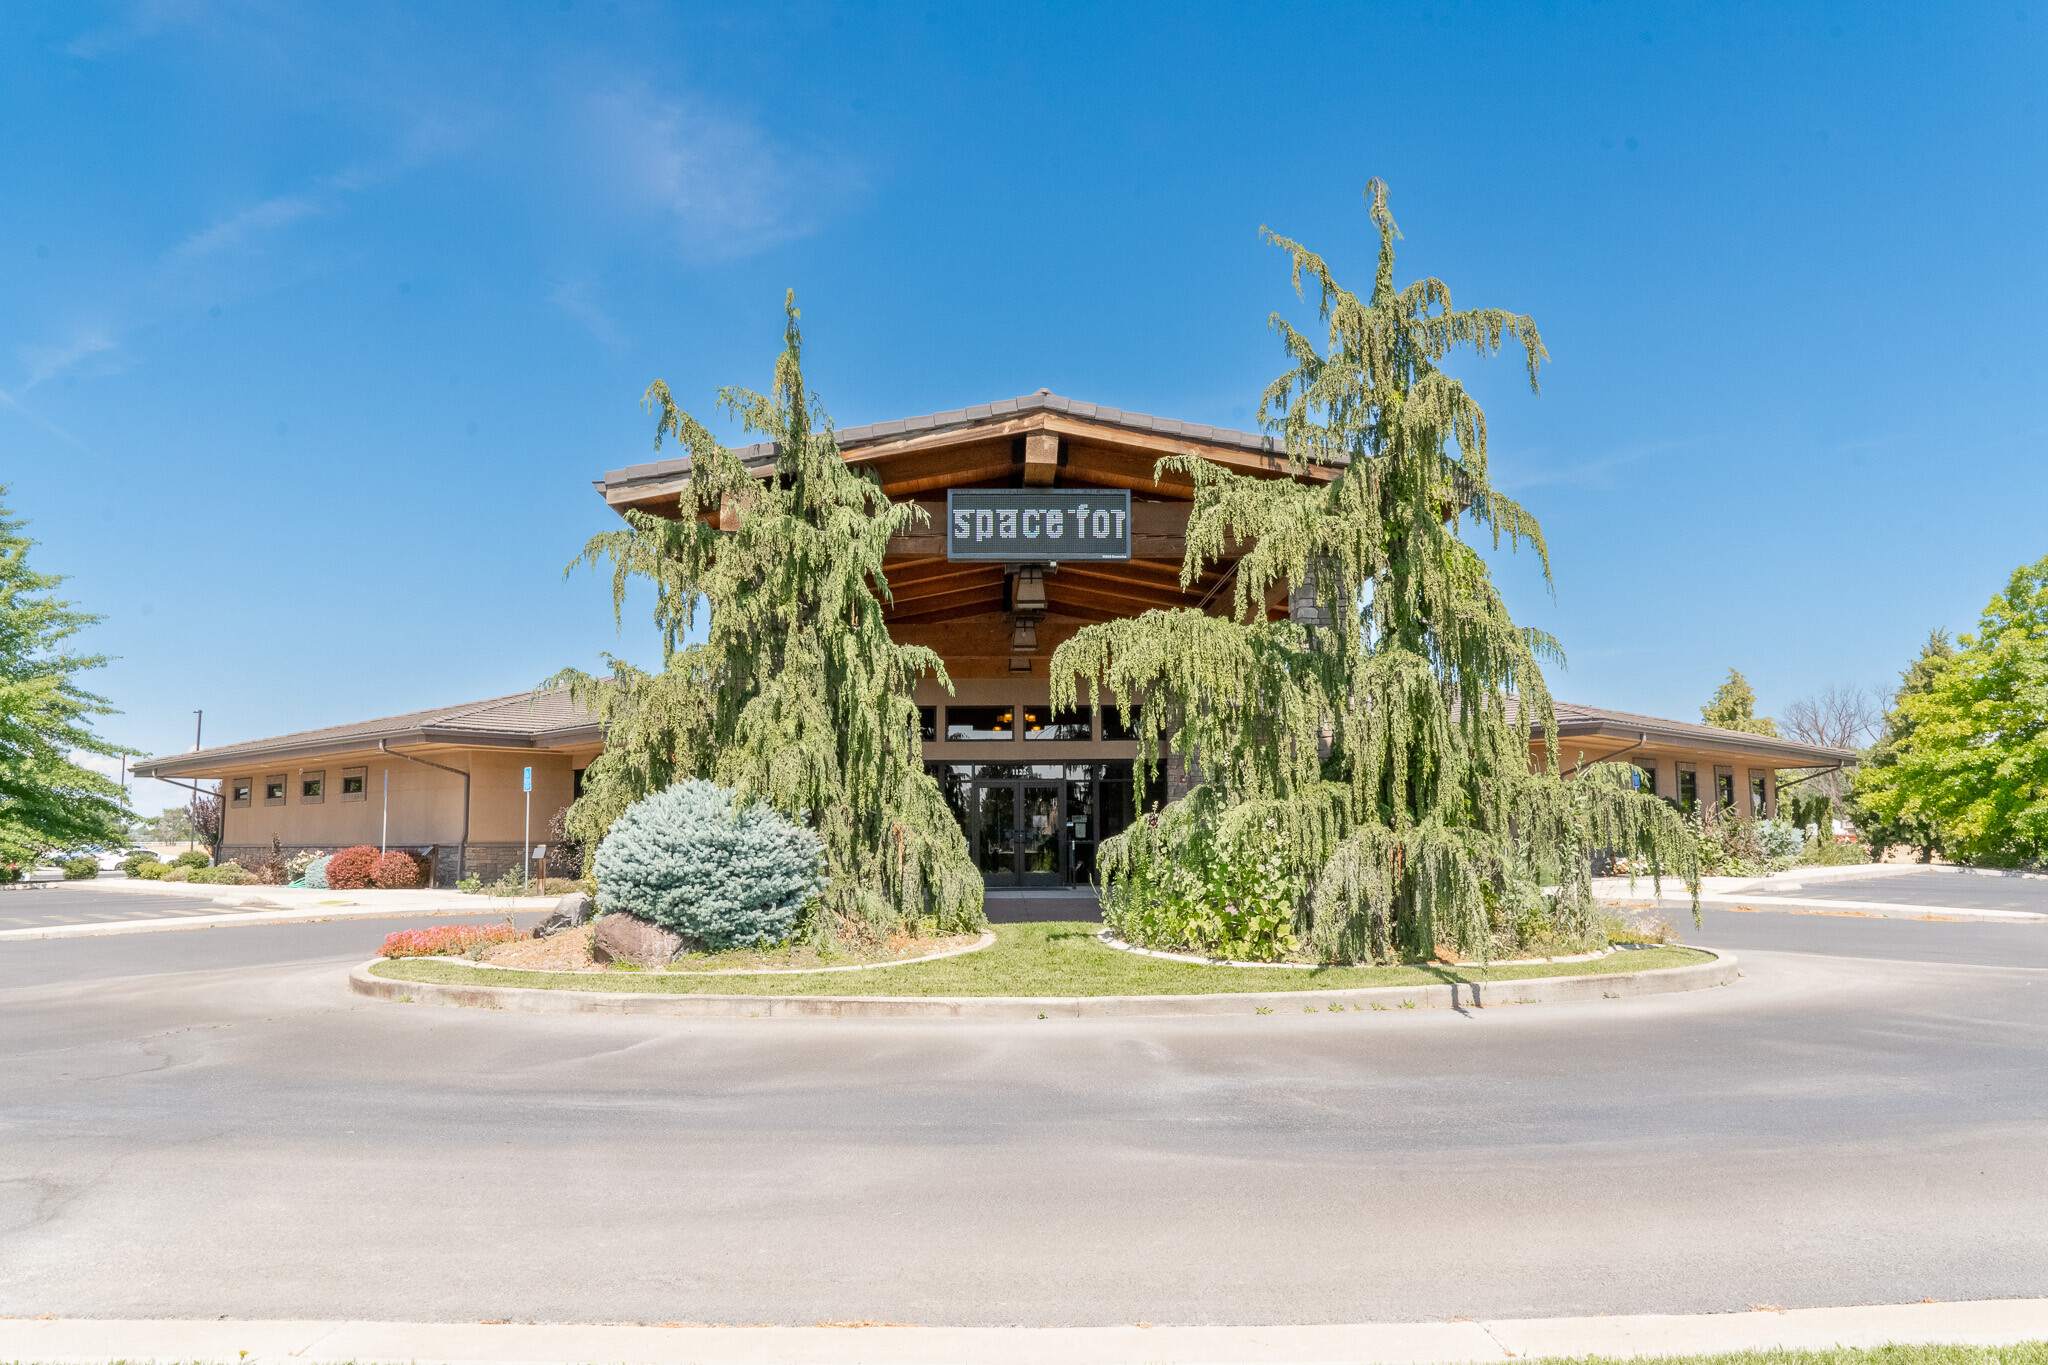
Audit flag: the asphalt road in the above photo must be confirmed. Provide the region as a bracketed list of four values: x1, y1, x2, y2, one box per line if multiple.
[0, 885, 249, 929]
[2, 899, 2044, 1327]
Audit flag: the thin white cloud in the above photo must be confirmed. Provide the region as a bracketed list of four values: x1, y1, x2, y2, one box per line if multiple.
[549, 281, 626, 347]
[14, 332, 118, 393]
[588, 85, 860, 262]
[1495, 436, 1707, 492]
[162, 194, 327, 269]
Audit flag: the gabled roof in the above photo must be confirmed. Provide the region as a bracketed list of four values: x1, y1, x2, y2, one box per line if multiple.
[597, 389, 1288, 498]
[131, 691, 600, 779]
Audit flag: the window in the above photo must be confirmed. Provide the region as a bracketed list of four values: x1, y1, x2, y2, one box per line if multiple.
[1100, 705, 1142, 741]
[300, 771, 325, 804]
[264, 774, 287, 806]
[230, 777, 253, 808]
[1023, 705, 1091, 741]
[573, 767, 586, 799]
[1715, 768, 1735, 811]
[340, 766, 367, 802]
[1629, 761, 1657, 797]
[1676, 765, 1698, 814]
[945, 705, 1015, 741]
[917, 706, 937, 742]
[1749, 771, 1768, 817]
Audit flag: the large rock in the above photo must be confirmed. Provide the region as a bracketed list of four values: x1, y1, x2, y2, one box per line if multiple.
[530, 890, 595, 939]
[591, 912, 697, 967]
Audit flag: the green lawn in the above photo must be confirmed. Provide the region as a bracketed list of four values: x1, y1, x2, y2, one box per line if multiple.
[369, 920, 1712, 998]
[1519, 1348, 2047, 1365]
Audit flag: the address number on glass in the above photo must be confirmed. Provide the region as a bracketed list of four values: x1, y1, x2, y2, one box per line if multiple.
[944, 489, 1132, 561]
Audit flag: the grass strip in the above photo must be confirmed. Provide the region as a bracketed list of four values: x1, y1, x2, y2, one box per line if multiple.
[1515, 1347, 2048, 1365]
[369, 920, 1711, 997]
[8, 1339, 2045, 1365]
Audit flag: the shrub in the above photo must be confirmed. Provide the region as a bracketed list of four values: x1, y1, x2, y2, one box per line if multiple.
[371, 850, 425, 889]
[119, 850, 157, 877]
[162, 866, 192, 882]
[189, 863, 258, 885]
[172, 850, 211, 870]
[593, 779, 826, 950]
[303, 855, 332, 890]
[325, 845, 381, 890]
[62, 857, 99, 880]
[1101, 816, 1302, 962]
[133, 860, 170, 880]
[0, 862, 20, 884]
[379, 923, 524, 958]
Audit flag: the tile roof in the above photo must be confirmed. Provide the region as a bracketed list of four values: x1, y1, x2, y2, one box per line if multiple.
[599, 389, 1289, 492]
[132, 691, 598, 777]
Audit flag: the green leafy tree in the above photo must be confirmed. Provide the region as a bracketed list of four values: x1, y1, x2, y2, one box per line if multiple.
[1051, 181, 1697, 964]
[0, 488, 134, 862]
[554, 293, 983, 939]
[1701, 669, 1779, 736]
[1847, 629, 1953, 862]
[1853, 559, 2048, 865]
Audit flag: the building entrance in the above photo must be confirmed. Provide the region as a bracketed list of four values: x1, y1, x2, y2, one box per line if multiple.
[930, 760, 1158, 889]
[971, 779, 1064, 888]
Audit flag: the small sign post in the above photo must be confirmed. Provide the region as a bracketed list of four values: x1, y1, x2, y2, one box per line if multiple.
[522, 766, 533, 897]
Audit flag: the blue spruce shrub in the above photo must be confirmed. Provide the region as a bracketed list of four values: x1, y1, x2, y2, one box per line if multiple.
[594, 780, 827, 950]
[303, 855, 332, 890]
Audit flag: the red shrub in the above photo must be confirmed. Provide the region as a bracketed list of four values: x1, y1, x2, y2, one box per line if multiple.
[380, 923, 524, 958]
[371, 849, 425, 889]
[325, 845, 381, 890]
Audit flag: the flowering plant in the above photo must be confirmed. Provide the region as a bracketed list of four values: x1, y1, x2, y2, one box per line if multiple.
[379, 923, 523, 958]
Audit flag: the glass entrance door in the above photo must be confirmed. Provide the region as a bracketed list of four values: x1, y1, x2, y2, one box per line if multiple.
[972, 779, 1065, 887]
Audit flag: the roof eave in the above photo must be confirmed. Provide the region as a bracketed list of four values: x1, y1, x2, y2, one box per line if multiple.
[1543, 718, 1854, 767]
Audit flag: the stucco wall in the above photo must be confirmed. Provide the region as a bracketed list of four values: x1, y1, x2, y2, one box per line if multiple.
[220, 749, 584, 853]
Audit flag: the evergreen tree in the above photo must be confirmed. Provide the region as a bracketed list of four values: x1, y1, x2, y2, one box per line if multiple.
[1848, 629, 1953, 862]
[1700, 669, 1779, 736]
[554, 294, 983, 938]
[1853, 558, 2048, 865]
[0, 488, 134, 862]
[1051, 182, 1696, 964]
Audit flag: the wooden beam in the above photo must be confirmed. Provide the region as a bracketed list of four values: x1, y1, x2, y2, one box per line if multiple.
[1023, 430, 1058, 486]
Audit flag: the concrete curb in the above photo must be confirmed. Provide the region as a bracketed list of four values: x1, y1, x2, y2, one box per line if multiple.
[348, 946, 1737, 1019]
[1, 1296, 2042, 1363]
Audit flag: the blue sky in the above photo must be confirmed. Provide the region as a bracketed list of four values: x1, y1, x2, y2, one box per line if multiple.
[6, 0, 2044, 816]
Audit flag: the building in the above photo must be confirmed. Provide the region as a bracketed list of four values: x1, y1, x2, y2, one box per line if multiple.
[596, 391, 1856, 889]
[138, 393, 1851, 888]
[131, 692, 600, 885]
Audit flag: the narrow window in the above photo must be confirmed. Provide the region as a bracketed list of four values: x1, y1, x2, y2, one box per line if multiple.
[945, 706, 1015, 741]
[1100, 705, 1142, 741]
[1023, 705, 1091, 741]
[1676, 766, 1698, 814]
[918, 706, 938, 742]
[1749, 771, 1768, 817]
[1715, 769, 1735, 811]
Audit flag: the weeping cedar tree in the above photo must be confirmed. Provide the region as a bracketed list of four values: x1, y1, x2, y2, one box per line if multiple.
[1051, 182, 1697, 964]
[552, 294, 983, 939]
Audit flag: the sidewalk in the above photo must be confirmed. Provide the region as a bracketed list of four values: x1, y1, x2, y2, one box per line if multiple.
[0, 877, 564, 940]
[1592, 861, 2048, 924]
[3, 1298, 2043, 1364]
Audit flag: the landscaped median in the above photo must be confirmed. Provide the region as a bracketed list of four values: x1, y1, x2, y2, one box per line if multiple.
[353, 920, 1735, 1018]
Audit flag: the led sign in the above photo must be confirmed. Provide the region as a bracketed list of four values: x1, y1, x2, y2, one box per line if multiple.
[945, 489, 1132, 561]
